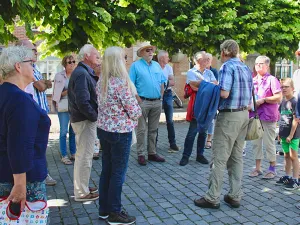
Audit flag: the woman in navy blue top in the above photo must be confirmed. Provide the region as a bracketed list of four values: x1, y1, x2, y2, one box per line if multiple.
[0, 46, 50, 210]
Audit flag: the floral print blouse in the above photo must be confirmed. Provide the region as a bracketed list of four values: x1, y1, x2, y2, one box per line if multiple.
[96, 77, 142, 133]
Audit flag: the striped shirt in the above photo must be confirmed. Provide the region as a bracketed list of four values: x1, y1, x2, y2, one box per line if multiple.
[32, 64, 49, 113]
[218, 57, 253, 110]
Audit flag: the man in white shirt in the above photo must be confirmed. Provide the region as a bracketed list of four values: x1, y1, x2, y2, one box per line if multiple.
[157, 50, 180, 152]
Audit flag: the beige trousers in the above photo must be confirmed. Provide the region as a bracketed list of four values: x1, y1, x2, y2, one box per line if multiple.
[252, 120, 277, 162]
[71, 120, 97, 198]
[205, 110, 249, 204]
[136, 100, 162, 156]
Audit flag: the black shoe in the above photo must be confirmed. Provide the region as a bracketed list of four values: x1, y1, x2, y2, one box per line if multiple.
[224, 194, 240, 208]
[168, 144, 180, 153]
[107, 211, 136, 225]
[179, 156, 189, 166]
[194, 197, 220, 209]
[196, 155, 209, 164]
[284, 179, 300, 191]
[276, 176, 290, 185]
[99, 212, 109, 220]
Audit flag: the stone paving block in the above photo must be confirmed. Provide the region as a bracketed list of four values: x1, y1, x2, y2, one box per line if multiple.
[202, 214, 219, 223]
[194, 221, 209, 225]
[156, 211, 171, 219]
[147, 216, 162, 224]
[172, 213, 187, 221]
[162, 217, 178, 224]
[143, 210, 156, 218]
[159, 201, 173, 208]
[77, 216, 92, 225]
[177, 220, 195, 225]
[247, 215, 265, 223]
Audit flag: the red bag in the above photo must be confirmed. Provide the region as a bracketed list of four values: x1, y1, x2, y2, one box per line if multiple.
[184, 83, 193, 99]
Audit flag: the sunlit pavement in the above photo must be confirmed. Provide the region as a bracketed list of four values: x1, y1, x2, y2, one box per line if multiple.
[47, 122, 300, 225]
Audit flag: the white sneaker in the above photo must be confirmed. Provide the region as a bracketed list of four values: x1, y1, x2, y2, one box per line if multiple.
[45, 174, 57, 186]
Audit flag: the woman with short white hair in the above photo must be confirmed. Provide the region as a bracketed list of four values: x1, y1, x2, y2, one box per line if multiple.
[0, 46, 50, 216]
[96, 46, 141, 225]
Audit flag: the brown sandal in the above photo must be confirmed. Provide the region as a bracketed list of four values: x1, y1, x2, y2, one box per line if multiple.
[61, 156, 72, 165]
[70, 154, 76, 161]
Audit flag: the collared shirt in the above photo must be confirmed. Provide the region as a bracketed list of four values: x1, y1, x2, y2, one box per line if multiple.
[186, 66, 215, 83]
[218, 57, 253, 110]
[129, 59, 166, 99]
[81, 62, 95, 75]
[252, 73, 281, 122]
[31, 64, 49, 113]
[162, 64, 173, 90]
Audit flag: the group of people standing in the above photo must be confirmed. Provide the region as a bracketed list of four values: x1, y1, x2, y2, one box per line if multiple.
[1, 37, 300, 225]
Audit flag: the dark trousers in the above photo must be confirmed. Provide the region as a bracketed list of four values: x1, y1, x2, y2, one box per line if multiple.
[98, 128, 132, 213]
[182, 119, 207, 158]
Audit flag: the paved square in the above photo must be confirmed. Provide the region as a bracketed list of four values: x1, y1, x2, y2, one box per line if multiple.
[47, 122, 300, 224]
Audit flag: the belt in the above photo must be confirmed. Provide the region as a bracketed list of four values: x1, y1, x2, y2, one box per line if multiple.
[140, 96, 160, 101]
[219, 106, 248, 113]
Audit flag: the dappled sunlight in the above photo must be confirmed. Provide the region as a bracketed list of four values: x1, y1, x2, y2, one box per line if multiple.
[261, 187, 271, 192]
[47, 199, 69, 207]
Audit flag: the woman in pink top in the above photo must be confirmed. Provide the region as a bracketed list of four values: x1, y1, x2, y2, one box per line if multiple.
[96, 46, 141, 224]
[249, 56, 282, 179]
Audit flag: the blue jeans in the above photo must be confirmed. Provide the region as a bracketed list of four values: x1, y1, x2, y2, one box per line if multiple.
[163, 90, 176, 146]
[182, 119, 207, 158]
[98, 129, 132, 213]
[57, 112, 76, 157]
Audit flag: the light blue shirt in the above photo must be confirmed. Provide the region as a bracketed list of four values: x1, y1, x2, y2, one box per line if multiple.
[186, 66, 216, 83]
[129, 59, 166, 98]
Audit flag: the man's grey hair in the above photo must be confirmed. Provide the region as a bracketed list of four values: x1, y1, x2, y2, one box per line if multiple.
[0, 46, 33, 79]
[157, 50, 168, 61]
[78, 44, 95, 61]
[193, 51, 206, 63]
[255, 55, 270, 66]
[220, 39, 239, 58]
[206, 53, 213, 60]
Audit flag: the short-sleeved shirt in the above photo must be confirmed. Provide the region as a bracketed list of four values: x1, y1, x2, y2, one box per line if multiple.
[218, 57, 253, 110]
[32, 64, 49, 113]
[252, 73, 281, 122]
[279, 97, 300, 138]
[129, 59, 166, 99]
[162, 64, 173, 90]
[186, 66, 216, 83]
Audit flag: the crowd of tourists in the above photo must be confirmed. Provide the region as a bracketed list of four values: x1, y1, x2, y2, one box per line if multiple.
[0, 39, 300, 225]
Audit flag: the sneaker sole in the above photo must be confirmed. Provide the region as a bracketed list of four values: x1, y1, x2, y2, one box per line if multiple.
[74, 196, 99, 202]
[108, 220, 136, 225]
[98, 215, 109, 219]
[284, 186, 300, 191]
[168, 149, 180, 153]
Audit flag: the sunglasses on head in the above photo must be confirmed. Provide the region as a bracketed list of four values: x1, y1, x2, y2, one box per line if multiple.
[145, 48, 153, 53]
[67, 60, 76, 64]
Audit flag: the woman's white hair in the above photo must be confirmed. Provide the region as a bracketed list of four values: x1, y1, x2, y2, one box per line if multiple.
[78, 44, 95, 61]
[0, 46, 33, 80]
[255, 55, 270, 66]
[99, 46, 134, 102]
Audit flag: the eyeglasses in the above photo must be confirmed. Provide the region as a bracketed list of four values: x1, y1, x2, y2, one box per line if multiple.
[281, 86, 290, 89]
[255, 63, 265, 66]
[67, 60, 76, 64]
[145, 49, 154, 53]
[22, 60, 34, 66]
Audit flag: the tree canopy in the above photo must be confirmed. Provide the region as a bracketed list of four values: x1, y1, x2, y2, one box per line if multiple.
[0, 0, 299, 61]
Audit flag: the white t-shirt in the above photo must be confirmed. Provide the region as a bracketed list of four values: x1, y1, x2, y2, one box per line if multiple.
[24, 82, 37, 102]
[162, 64, 173, 90]
[293, 69, 300, 98]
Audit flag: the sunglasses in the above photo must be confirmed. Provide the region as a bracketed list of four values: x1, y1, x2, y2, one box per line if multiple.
[145, 49, 154, 53]
[22, 60, 34, 66]
[67, 60, 76, 64]
[281, 86, 290, 89]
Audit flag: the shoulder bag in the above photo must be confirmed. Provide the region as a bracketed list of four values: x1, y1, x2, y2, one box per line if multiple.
[245, 89, 264, 140]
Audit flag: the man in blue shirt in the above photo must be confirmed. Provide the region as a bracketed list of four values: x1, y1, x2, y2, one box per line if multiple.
[193, 40, 253, 209]
[130, 43, 166, 165]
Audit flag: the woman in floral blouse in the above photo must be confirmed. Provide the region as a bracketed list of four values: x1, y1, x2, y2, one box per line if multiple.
[96, 46, 141, 225]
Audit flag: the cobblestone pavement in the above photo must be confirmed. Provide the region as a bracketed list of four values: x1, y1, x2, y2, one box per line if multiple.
[47, 122, 300, 225]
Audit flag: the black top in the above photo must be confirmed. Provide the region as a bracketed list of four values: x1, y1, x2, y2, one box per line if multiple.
[68, 62, 99, 123]
[0, 83, 50, 182]
[210, 66, 219, 81]
[279, 97, 300, 138]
